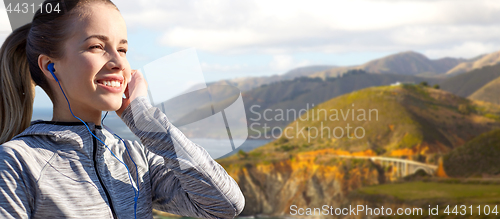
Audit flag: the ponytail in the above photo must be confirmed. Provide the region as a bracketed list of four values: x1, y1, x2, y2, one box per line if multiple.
[0, 23, 34, 144]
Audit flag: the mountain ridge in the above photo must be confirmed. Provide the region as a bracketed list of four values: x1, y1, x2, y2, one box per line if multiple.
[446, 50, 500, 76]
[185, 50, 500, 95]
[310, 51, 467, 79]
[468, 76, 500, 105]
[440, 63, 500, 97]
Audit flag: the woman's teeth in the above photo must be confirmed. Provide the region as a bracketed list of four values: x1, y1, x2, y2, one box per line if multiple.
[101, 81, 121, 87]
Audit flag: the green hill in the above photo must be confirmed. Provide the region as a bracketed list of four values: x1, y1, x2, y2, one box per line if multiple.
[468, 76, 500, 105]
[443, 129, 500, 177]
[243, 71, 442, 137]
[168, 71, 443, 139]
[222, 84, 500, 164]
[439, 63, 500, 97]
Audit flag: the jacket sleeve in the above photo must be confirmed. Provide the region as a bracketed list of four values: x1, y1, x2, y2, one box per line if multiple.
[120, 96, 245, 219]
[0, 145, 34, 219]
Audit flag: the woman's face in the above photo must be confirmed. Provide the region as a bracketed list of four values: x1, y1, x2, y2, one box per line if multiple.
[53, 3, 131, 115]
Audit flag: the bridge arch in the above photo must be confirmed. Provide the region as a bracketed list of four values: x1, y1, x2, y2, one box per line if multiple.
[337, 155, 438, 178]
[411, 167, 432, 176]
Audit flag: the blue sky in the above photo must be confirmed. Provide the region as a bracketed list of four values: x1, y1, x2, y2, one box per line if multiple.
[2, 0, 500, 108]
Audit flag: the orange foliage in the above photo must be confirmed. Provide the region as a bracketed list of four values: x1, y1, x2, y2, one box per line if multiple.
[295, 148, 376, 160]
[388, 124, 395, 131]
[352, 149, 377, 157]
[436, 157, 448, 178]
[389, 148, 416, 157]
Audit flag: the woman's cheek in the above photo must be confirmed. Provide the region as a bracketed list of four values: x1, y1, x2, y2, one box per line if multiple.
[125, 66, 132, 81]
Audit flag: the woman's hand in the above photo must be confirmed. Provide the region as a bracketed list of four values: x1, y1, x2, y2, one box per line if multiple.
[116, 69, 148, 117]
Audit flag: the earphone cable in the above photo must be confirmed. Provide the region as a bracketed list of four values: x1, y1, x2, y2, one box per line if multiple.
[101, 111, 140, 217]
[56, 81, 138, 219]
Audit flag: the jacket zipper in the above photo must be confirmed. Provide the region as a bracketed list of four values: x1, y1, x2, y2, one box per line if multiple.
[92, 130, 118, 219]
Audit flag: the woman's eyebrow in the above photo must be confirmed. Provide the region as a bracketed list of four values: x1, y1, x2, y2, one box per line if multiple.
[83, 35, 128, 44]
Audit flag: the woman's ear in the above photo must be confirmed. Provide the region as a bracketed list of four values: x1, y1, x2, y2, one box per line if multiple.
[38, 54, 57, 82]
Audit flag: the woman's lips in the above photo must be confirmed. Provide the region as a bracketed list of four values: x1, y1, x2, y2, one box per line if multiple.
[96, 76, 124, 93]
[97, 80, 122, 88]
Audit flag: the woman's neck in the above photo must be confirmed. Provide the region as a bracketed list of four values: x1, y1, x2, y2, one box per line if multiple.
[52, 102, 102, 125]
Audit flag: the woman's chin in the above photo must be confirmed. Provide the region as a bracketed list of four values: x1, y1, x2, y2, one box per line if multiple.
[99, 99, 123, 112]
[108, 103, 123, 112]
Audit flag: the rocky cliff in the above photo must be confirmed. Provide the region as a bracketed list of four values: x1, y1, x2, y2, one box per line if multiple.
[220, 149, 384, 216]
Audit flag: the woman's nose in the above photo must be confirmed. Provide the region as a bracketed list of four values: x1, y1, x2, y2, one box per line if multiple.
[106, 50, 126, 71]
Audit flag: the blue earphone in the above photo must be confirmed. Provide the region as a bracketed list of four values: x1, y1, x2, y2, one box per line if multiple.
[47, 63, 139, 218]
[47, 63, 58, 82]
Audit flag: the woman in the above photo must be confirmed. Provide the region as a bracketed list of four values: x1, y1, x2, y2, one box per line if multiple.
[0, 0, 245, 218]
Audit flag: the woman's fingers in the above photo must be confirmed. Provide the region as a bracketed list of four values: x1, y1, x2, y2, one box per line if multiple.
[128, 70, 148, 99]
[116, 69, 148, 117]
[123, 85, 130, 99]
[116, 96, 131, 117]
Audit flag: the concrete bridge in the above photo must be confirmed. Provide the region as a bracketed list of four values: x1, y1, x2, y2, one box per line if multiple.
[335, 155, 438, 178]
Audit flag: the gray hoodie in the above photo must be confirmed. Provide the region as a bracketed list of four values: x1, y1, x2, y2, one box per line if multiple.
[0, 96, 245, 218]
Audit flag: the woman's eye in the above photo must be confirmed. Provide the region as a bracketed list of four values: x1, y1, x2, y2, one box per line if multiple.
[89, 45, 103, 50]
[119, 49, 127, 54]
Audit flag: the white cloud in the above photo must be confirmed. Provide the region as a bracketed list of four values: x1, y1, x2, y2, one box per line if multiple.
[0, 34, 7, 46]
[0, 4, 11, 56]
[113, 0, 500, 58]
[201, 62, 248, 73]
[160, 28, 265, 52]
[391, 25, 500, 46]
[424, 42, 500, 59]
[270, 55, 293, 71]
[2, 0, 498, 65]
[0, 1, 12, 33]
[269, 55, 310, 73]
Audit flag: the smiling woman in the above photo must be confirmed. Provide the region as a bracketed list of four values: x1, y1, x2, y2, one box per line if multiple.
[0, 0, 244, 218]
[45, 2, 132, 124]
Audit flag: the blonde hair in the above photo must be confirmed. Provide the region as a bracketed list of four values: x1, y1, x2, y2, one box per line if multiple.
[0, 0, 118, 144]
[0, 24, 34, 144]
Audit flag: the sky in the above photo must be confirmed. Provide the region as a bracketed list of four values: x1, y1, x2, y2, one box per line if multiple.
[1, 0, 500, 108]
